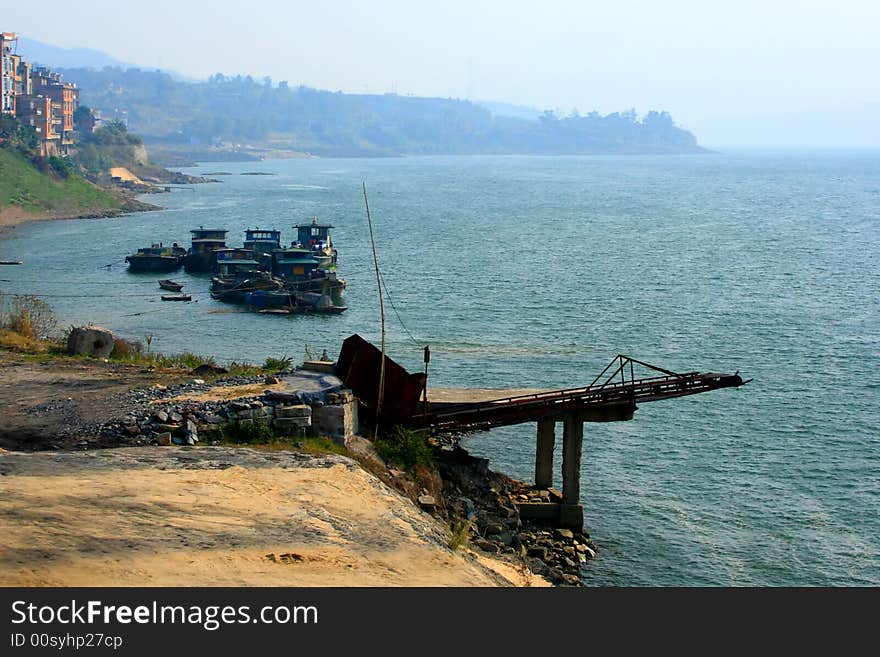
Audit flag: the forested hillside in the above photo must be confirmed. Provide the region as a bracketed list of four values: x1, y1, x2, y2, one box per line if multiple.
[62, 67, 706, 158]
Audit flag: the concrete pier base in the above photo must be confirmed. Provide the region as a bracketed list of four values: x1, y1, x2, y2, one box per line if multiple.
[559, 504, 584, 531]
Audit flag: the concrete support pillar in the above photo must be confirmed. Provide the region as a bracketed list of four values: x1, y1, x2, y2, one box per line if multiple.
[561, 413, 584, 532]
[535, 418, 555, 489]
[561, 414, 583, 504]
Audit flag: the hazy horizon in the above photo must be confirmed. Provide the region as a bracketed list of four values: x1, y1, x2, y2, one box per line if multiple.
[5, 0, 879, 148]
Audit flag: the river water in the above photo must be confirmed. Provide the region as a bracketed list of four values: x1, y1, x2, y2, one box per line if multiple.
[1, 151, 877, 585]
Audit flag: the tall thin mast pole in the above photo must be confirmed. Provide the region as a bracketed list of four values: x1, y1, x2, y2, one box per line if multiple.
[363, 182, 386, 433]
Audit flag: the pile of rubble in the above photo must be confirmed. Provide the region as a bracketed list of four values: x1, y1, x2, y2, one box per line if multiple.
[436, 447, 596, 587]
[95, 376, 357, 448]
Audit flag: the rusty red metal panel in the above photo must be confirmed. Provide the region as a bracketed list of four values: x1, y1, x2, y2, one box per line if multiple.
[336, 334, 426, 422]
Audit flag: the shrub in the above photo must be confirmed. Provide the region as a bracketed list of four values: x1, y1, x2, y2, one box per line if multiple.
[110, 337, 144, 360]
[263, 355, 293, 372]
[3, 295, 56, 339]
[221, 420, 274, 444]
[448, 518, 472, 551]
[374, 426, 434, 470]
[48, 156, 76, 179]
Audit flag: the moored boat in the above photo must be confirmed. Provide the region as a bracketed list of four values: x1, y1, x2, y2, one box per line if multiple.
[243, 228, 282, 269]
[158, 279, 184, 292]
[161, 294, 191, 301]
[125, 243, 186, 273]
[183, 227, 228, 273]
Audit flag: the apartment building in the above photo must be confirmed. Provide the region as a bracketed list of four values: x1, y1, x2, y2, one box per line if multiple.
[1, 32, 18, 114]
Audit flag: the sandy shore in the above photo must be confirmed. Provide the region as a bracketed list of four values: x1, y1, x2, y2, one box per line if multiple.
[0, 446, 545, 587]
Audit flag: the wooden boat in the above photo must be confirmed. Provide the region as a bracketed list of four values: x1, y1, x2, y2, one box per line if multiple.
[125, 243, 186, 272]
[183, 227, 228, 274]
[158, 279, 184, 292]
[161, 294, 191, 301]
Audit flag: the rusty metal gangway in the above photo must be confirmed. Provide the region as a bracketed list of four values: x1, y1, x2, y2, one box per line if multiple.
[411, 354, 748, 531]
[414, 354, 749, 432]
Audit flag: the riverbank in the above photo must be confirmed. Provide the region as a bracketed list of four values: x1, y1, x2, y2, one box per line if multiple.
[0, 147, 162, 234]
[0, 346, 556, 586]
[0, 446, 541, 587]
[0, 197, 158, 234]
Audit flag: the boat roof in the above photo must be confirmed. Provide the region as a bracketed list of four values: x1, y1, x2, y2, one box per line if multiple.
[275, 258, 321, 265]
[190, 228, 228, 234]
[218, 259, 259, 265]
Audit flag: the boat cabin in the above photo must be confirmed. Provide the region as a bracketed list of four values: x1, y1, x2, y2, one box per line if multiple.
[189, 227, 228, 254]
[214, 247, 260, 277]
[244, 229, 282, 255]
[293, 218, 333, 253]
[271, 248, 323, 280]
[137, 243, 170, 256]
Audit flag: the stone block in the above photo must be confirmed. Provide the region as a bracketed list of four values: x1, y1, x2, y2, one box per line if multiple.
[66, 326, 115, 358]
[273, 417, 311, 435]
[311, 401, 358, 441]
[275, 404, 311, 419]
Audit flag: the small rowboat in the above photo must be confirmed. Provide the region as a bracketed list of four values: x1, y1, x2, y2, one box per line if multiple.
[158, 279, 184, 292]
[161, 294, 191, 301]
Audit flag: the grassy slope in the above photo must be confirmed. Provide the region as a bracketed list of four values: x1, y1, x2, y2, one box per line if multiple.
[0, 148, 124, 216]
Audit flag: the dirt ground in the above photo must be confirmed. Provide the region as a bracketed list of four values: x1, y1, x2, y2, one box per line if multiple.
[0, 351, 187, 451]
[0, 446, 542, 587]
[0, 351, 551, 587]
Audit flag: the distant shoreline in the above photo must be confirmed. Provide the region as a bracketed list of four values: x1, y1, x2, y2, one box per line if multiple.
[0, 198, 160, 235]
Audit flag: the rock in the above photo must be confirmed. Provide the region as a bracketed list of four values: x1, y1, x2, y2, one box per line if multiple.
[191, 364, 227, 377]
[153, 410, 169, 424]
[124, 425, 140, 436]
[417, 495, 436, 510]
[555, 528, 574, 540]
[228, 401, 251, 412]
[562, 574, 581, 586]
[204, 415, 223, 424]
[473, 538, 498, 553]
[265, 375, 281, 385]
[563, 546, 576, 557]
[66, 326, 115, 358]
[582, 546, 596, 560]
[191, 378, 206, 385]
[527, 546, 548, 560]
[172, 436, 187, 446]
[484, 523, 504, 536]
[151, 423, 180, 433]
[169, 412, 183, 423]
[154, 432, 172, 446]
[185, 419, 199, 443]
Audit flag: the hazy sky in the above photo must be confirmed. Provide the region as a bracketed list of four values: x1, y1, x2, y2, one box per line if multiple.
[6, 0, 880, 146]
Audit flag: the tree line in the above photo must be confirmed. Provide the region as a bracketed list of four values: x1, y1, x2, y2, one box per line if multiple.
[59, 67, 704, 156]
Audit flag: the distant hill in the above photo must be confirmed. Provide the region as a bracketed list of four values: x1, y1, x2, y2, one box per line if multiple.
[17, 37, 134, 71]
[60, 67, 706, 159]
